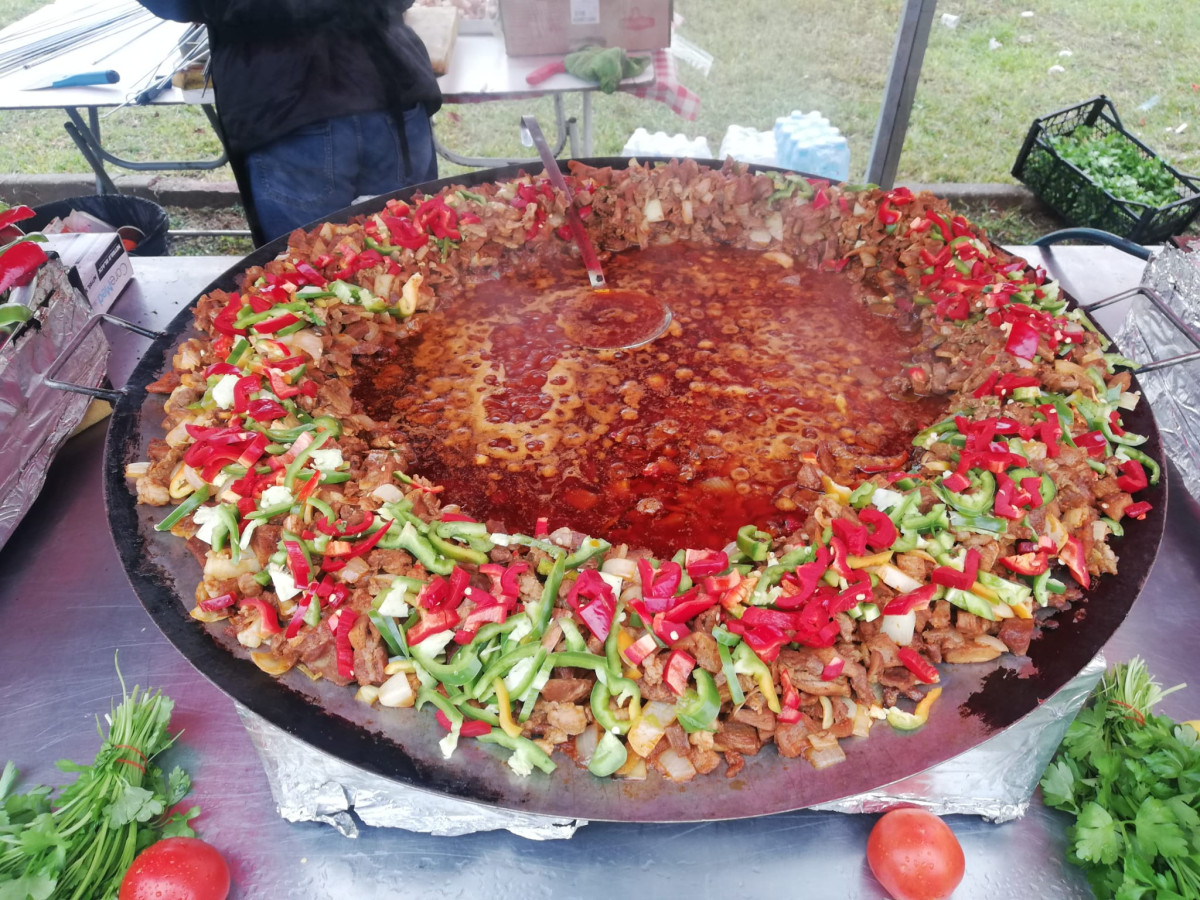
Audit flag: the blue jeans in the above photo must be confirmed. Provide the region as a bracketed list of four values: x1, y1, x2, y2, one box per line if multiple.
[244, 107, 438, 243]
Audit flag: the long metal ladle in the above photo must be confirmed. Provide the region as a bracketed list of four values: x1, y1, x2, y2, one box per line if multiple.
[521, 115, 672, 350]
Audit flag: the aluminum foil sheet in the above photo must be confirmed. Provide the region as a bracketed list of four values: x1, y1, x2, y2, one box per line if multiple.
[237, 656, 1103, 834]
[0, 258, 108, 551]
[1115, 247, 1200, 501]
[812, 654, 1105, 822]
[236, 705, 585, 840]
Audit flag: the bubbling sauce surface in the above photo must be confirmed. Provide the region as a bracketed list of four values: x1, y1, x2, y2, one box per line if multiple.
[357, 243, 948, 556]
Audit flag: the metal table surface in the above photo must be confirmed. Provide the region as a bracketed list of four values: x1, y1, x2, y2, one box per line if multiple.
[2, 247, 1197, 899]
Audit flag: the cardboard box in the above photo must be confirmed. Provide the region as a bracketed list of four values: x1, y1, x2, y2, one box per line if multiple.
[499, 0, 672, 56]
[42, 232, 133, 314]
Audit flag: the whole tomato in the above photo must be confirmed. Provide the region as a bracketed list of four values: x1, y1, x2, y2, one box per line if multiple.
[866, 808, 965, 900]
[119, 837, 231, 900]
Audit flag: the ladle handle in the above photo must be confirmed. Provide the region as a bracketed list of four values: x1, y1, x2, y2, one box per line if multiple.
[520, 115, 607, 289]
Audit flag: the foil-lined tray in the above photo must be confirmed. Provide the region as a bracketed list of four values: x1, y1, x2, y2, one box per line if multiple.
[1115, 246, 1200, 501]
[238, 654, 1104, 837]
[0, 258, 108, 551]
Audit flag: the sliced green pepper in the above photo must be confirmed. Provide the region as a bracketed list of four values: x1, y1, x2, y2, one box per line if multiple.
[590, 676, 641, 735]
[933, 469, 996, 515]
[675, 669, 721, 733]
[736, 524, 771, 562]
[476, 729, 557, 774]
[588, 731, 628, 777]
[526, 553, 565, 636]
[155, 485, 211, 532]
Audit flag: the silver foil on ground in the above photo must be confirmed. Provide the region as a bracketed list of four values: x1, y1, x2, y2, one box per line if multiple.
[0, 258, 108, 551]
[1115, 247, 1200, 501]
[239, 656, 1102, 834]
[236, 704, 585, 839]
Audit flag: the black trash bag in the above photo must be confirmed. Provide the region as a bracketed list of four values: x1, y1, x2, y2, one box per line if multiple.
[25, 194, 170, 257]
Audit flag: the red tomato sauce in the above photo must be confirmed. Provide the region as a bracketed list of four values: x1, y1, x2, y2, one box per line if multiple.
[357, 242, 948, 555]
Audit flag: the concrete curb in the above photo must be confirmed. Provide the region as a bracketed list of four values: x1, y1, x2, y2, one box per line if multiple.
[0, 174, 242, 209]
[0, 172, 1042, 212]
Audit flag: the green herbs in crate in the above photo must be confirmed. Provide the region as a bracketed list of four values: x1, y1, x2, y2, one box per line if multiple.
[1049, 127, 1180, 209]
[1013, 96, 1200, 243]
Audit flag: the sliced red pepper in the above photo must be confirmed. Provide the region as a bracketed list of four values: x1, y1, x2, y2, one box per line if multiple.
[684, 549, 729, 579]
[294, 470, 322, 503]
[1116, 459, 1148, 493]
[254, 312, 302, 334]
[198, 592, 237, 613]
[435, 710, 492, 737]
[829, 536, 852, 578]
[232, 375, 261, 413]
[283, 540, 310, 589]
[820, 657, 845, 681]
[622, 632, 658, 667]
[1005, 320, 1041, 360]
[1124, 500, 1153, 520]
[811, 188, 830, 211]
[858, 507, 898, 550]
[0, 205, 35, 229]
[931, 547, 980, 591]
[897, 647, 939, 684]
[246, 398, 287, 422]
[406, 606, 460, 645]
[383, 215, 427, 249]
[992, 473, 1024, 521]
[663, 590, 720, 623]
[294, 261, 327, 287]
[284, 591, 316, 639]
[333, 609, 358, 679]
[1058, 535, 1090, 589]
[1075, 430, 1108, 459]
[999, 551, 1049, 576]
[663, 649, 696, 695]
[239, 596, 282, 634]
[650, 612, 688, 646]
[831, 519, 868, 556]
[882, 583, 937, 615]
[0, 239, 48, 294]
[942, 471, 971, 493]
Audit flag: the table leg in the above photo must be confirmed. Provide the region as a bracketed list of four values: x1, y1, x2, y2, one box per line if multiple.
[63, 108, 118, 194]
[581, 93, 594, 157]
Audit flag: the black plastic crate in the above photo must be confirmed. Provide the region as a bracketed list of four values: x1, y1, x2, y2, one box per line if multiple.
[1012, 95, 1200, 244]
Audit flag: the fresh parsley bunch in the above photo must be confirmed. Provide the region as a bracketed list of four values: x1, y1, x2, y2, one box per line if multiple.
[0, 671, 198, 900]
[1041, 657, 1200, 899]
[1050, 127, 1182, 209]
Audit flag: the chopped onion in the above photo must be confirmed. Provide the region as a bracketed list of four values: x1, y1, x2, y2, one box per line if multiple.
[378, 672, 416, 708]
[627, 700, 675, 758]
[573, 722, 600, 764]
[655, 748, 697, 783]
[600, 557, 638, 580]
[819, 695, 834, 730]
[355, 685, 380, 706]
[875, 563, 922, 594]
[880, 610, 916, 646]
[976, 634, 1009, 654]
[371, 483, 405, 503]
[339, 556, 371, 583]
[125, 461, 150, 477]
[643, 197, 664, 223]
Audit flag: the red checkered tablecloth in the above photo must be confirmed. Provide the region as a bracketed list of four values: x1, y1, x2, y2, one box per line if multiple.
[628, 50, 701, 121]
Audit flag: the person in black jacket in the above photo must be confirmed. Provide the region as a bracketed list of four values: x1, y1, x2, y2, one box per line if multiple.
[138, 0, 443, 245]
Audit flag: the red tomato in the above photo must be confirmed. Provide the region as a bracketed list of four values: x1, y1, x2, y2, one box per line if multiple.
[866, 808, 965, 900]
[119, 837, 231, 900]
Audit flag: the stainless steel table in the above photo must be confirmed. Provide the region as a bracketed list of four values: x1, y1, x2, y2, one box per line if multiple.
[2, 248, 1197, 899]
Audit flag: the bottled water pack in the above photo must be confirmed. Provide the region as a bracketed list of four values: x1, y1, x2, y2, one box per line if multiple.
[773, 110, 850, 182]
[717, 125, 778, 166]
[621, 128, 713, 160]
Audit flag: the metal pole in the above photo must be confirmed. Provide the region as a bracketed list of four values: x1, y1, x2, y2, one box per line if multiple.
[865, 0, 938, 188]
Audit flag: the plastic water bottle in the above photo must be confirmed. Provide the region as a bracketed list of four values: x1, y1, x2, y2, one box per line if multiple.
[717, 125, 778, 166]
[621, 128, 713, 160]
[772, 110, 850, 182]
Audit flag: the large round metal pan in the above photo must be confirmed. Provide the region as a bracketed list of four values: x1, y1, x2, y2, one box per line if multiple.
[104, 158, 1167, 822]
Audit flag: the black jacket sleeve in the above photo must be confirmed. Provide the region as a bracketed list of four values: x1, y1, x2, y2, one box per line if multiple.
[136, 0, 204, 22]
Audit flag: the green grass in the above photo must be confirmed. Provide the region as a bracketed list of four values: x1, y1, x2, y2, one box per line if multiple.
[2, 0, 1198, 188]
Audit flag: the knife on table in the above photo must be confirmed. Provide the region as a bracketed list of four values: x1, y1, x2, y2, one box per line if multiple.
[23, 70, 120, 90]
